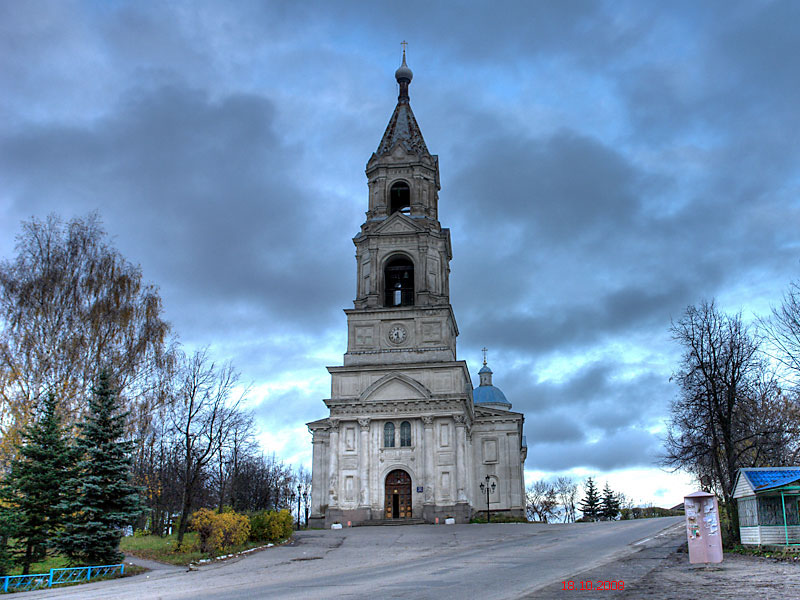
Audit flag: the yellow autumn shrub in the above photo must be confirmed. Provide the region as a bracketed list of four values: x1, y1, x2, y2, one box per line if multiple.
[249, 509, 294, 543]
[190, 508, 251, 555]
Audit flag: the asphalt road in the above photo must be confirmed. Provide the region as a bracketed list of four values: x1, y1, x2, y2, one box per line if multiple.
[18, 517, 684, 600]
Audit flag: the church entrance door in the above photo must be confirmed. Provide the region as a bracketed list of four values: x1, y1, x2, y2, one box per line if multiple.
[385, 469, 412, 519]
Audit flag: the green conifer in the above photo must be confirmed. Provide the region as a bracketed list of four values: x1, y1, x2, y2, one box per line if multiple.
[578, 477, 600, 521]
[599, 482, 621, 520]
[0, 506, 14, 576]
[58, 371, 143, 564]
[0, 394, 75, 574]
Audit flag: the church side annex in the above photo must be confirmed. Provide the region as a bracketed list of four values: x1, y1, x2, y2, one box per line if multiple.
[307, 52, 527, 527]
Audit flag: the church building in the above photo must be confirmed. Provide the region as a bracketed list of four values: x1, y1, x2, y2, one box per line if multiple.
[307, 53, 527, 526]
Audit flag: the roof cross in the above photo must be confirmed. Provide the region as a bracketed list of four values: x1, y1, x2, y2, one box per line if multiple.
[401, 40, 408, 54]
[482, 347, 488, 366]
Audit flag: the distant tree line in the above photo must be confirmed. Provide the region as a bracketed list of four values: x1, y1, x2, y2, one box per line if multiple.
[527, 476, 684, 524]
[0, 214, 308, 575]
[527, 476, 620, 523]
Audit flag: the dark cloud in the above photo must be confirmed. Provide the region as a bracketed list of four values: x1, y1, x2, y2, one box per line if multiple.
[528, 427, 661, 471]
[1, 83, 357, 344]
[1, 1, 799, 487]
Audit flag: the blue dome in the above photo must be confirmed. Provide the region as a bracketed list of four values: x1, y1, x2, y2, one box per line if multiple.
[473, 384, 510, 406]
[478, 365, 492, 374]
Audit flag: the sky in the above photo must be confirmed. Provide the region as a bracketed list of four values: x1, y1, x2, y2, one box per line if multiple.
[2, 0, 799, 507]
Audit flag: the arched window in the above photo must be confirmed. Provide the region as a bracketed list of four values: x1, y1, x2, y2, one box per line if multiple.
[384, 257, 414, 307]
[400, 421, 411, 447]
[384, 422, 395, 448]
[390, 181, 411, 215]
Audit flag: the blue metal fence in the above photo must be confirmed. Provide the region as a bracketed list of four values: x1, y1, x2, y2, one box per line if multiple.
[2, 563, 124, 593]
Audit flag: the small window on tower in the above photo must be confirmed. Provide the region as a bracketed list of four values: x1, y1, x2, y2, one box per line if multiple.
[384, 422, 395, 447]
[400, 421, 411, 447]
[389, 181, 411, 215]
[384, 257, 414, 306]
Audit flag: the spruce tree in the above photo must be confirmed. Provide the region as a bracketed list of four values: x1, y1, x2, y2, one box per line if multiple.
[578, 477, 600, 522]
[0, 394, 74, 574]
[58, 371, 143, 564]
[599, 482, 620, 520]
[0, 507, 14, 576]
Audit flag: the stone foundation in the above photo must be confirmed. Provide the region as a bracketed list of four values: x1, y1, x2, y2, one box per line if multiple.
[307, 516, 326, 529]
[472, 508, 526, 521]
[422, 502, 472, 524]
[320, 503, 474, 527]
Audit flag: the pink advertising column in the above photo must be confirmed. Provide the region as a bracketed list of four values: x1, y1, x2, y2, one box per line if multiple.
[684, 490, 723, 564]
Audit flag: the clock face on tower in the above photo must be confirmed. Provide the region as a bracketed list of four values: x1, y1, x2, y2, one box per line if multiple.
[388, 324, 408, 345]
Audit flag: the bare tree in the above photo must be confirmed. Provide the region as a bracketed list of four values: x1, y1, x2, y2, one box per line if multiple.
[230, 453, 294, 512]
[554, 476, 578, 523]
[0, 213, 172, 464]
[213, 407, 256, 512]
[526, 480, 557, 522]
[760, 281, 800, 385]
[663, 300, 791, 543]
[759, 281, 800, 462]
[170, 349, 246, 544]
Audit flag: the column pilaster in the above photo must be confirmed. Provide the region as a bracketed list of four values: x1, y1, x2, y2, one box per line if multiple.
[358, 418, 370, 507]
[454, 415, 467, 501]
[422, 415, 435, 503]
[328, 419, 340, 506]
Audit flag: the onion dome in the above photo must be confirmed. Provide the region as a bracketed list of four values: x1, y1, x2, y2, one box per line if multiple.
[395, 51, 413, 82]
[473, 356, 511, 409]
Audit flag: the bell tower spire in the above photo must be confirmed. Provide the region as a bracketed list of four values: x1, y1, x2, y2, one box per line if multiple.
[344, 52, 458, 366]
[395, 42, 412, 102]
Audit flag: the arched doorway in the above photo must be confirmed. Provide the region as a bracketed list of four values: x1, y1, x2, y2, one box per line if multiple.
[385, 469, 412, 519]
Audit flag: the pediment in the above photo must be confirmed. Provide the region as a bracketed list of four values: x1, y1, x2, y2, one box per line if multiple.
[360, 373, 432, 402]
[375, 212, 423, 235]
[473, 404, 520, 418]
[390, 142, 411, 159]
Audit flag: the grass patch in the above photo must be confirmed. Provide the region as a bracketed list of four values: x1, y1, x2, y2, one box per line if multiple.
[120, 532, 203, 565]
[120, 532, 278, 566]
[6, 553, 71, 576]
[729, 544, 800, 562]
[470, 515, 529, 524]
[121, 564, 148, 577]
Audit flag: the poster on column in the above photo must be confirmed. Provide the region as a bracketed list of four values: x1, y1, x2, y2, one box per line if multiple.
[684, 491, 723, 564]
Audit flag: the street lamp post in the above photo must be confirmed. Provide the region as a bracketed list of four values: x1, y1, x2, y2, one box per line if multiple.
[289, 490, 296, 528]
[296, 484, 302, 529]
[479, 475, 496, 523]
[302, 490, 309, 528]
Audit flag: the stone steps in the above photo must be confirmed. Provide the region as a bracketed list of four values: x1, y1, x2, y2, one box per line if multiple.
[357, 518, 426, 527]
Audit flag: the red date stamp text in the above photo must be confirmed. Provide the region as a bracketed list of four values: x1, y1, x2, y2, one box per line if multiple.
[562, 580, 624, 591]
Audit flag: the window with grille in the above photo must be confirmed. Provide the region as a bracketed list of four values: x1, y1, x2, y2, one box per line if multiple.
[384, 422, 395, 447]
[400, 421, 411, 447]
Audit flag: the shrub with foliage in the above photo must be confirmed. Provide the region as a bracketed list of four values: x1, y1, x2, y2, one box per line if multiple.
[191, 508, 250, 555]
[249, 509, 293, 543]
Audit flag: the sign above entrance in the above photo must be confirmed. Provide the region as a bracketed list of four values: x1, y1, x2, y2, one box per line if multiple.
[417, 486, 423, 493]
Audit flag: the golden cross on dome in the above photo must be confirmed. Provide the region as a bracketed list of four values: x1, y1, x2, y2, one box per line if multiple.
[482, 347, 488, 366]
